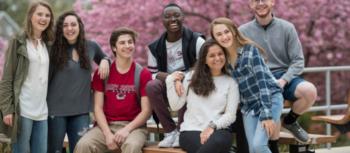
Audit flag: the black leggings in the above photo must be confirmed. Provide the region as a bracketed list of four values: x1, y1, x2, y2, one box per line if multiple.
[179, 130, 233, 153]
[230, 110, 249, 153]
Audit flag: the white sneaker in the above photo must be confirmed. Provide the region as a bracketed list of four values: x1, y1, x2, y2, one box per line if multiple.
[158, 130, 178, 148]
[171, 132, 180, 148]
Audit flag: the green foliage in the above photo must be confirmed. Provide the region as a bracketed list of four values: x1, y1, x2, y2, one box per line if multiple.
[0, 143, 11, 153]
[0, 0, 75, 26]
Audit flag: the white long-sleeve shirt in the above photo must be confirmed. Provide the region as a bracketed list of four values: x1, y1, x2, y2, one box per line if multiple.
[166, 72, 240, 131]
[19, 39, 49, 120]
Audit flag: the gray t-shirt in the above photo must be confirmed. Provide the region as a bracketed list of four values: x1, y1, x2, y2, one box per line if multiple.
[47, 40, 107, 116]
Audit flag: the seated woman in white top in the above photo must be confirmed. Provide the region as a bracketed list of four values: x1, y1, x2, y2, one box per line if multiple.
[166, 39, 240, 153]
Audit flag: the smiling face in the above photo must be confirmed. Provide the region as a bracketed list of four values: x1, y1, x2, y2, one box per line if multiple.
[162, 6, 184, 33]
[113, 34, 135, 59]
[212, 24, 235, 48]
[63, 15, 80, 44]
[30, 4, 51, 37]
[249, 0, 275, 19]
[206, 44, 226, 75]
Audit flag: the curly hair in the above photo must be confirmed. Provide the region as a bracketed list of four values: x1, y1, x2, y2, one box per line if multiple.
[51, 11, 90, 71]
[189, 39, 230, 97]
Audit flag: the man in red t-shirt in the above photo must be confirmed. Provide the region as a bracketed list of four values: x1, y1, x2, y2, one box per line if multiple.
[75, 27, 152, 153]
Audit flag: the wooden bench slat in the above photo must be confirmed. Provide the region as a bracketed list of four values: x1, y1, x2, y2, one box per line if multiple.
[147, 123, 164, 133]
[279, 131, 336, 145]
[143, 144, 186, 153]
[284, 100, 292, 108]
[311, 115, 348, 125]
[0, 134, 10, 143]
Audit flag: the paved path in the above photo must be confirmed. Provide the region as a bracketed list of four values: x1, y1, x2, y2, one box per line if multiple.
[315, 146, 350, 153]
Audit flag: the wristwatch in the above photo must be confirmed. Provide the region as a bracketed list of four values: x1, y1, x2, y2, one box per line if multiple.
[208, 121, 217, 130]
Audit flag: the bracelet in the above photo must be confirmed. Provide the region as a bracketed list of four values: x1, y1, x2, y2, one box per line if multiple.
[102, 56, 111, 64]
[208, 121, 217, 130]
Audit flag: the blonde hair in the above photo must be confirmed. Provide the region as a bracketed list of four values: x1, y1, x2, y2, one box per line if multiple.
[210, 17, 266, 64]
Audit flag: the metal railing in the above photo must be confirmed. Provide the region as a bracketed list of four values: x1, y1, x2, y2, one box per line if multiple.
[282, 65, 350, 148]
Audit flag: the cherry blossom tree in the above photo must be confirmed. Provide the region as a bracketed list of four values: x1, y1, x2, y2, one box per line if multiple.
[74, 0, 350, 102]
[74, 0, 350, 65]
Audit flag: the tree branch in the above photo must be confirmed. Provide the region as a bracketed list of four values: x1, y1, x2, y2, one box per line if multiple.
[183, 11, 212, 23]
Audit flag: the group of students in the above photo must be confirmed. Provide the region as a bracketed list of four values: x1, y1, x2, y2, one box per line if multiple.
[0, 0, 318, 153]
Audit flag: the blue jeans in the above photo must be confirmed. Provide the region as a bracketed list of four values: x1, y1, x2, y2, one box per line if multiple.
[12, 116, 48, 153]
[48, 114, 90, 153]
[243, 93, 283, 153]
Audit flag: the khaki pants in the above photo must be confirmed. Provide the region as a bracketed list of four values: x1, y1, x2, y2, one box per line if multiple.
[74, 121, 147, 153]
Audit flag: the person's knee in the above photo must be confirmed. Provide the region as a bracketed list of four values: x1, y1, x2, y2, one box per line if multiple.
[296, 82, 317, 103]
[211, 132, 232, 146]
[75, 137, 88, 148]
[74, 137, 95, 152]
[146, 80, 162, 95]
[252, 142, 269, 153]
[122, 141, 143, 153]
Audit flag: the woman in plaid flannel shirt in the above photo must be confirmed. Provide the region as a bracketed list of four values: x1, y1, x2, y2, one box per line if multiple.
[210, 17, 283, 153]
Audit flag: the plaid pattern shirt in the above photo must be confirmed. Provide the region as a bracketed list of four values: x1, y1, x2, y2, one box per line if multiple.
[232, 44, 281, 121]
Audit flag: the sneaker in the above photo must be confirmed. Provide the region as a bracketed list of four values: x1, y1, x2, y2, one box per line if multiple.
[283, 121, 310, 143]
[171, 132, 180, 147]
[158, 130, 177, 148]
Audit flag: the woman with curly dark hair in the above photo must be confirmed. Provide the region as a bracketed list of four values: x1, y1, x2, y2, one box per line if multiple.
[166, 39, 239, 153]
[47, 11, 109, 153]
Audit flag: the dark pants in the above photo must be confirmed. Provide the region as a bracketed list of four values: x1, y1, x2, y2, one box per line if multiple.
[230, 110, 250, 153]
[146, 79, 186, 132]
[48, 113, 90, 153]
[180, 130, 233, 153]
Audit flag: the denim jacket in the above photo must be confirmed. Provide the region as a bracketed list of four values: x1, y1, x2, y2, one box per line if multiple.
[231, 44, 281, 121]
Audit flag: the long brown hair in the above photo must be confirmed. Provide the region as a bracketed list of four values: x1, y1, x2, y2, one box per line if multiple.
[51, 11, 90, 70]
[24, 1, 54, 42]
[189, 39, 230, 97]
[210, 17, 265, 65]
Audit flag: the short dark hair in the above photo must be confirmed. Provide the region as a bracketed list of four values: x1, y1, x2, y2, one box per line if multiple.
[109, 27, 138, 56]
[163, 3, 183, 13]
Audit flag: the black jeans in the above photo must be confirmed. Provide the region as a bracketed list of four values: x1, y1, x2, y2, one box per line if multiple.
[230, 110, 249, 153]
[179, 130, 233, 153]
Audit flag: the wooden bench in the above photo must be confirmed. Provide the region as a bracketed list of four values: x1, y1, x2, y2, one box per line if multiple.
[279, 131, 336, 145]
[143, 143, 185, 153]
[145, 123, 186, 153]
[147, 122, 164, 133]
[311, 91, 350, 133]
[279, 131, 336, 153]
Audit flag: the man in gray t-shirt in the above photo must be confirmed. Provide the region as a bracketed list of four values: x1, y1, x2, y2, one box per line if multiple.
[239, 0, 317, 149]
